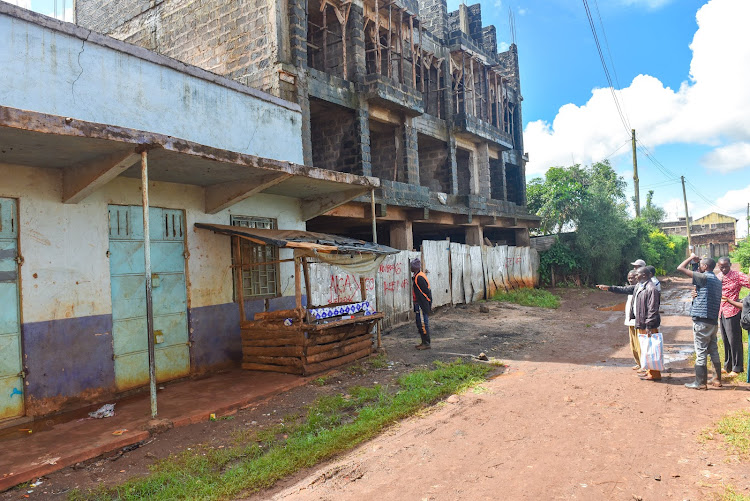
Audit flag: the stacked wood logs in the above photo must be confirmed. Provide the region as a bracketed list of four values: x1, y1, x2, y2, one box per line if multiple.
[240, 308, 381, 375]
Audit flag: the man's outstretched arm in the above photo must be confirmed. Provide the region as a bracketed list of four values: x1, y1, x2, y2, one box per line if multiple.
[677, 254, 698, 278]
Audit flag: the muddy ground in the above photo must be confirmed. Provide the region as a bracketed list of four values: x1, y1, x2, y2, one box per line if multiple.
[4, 275, 750, 500]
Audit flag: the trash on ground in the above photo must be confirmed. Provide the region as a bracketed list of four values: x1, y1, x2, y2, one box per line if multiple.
[89, 403, 116, 419]
[112, 429, 128, 436]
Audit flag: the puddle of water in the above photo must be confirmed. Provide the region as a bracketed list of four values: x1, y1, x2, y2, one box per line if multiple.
[664, 345, 694, 364]
[597, 302, 625, 312]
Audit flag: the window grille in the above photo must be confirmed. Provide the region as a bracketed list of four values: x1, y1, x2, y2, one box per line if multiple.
[231, 216, 279, 298]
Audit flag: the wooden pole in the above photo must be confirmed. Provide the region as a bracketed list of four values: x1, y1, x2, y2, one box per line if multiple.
[469, 57, 476, 117]
[294, 256, 302, 310]
[419, 21, 424, 93]
[398, 12, 404, 84]
[322, 5, 328, 72]
[632, 129, 641, 218]
[387, 4, 392, 78]
[681, 176, 692, 251]
[302, 257, 312, 309]
[341, 7, 348, 80]
[140, 150, 158, 419]
[374, 0, 381, 73]
[233, 236, 246, 322]
[371, 189, 382, 349]
[410, 15, 415, 89]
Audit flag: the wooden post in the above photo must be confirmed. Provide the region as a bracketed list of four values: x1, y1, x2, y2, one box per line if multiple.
[302, 257, 312, 309]
[341, 6, 349, 80]
[419, 21, 424, 93]
[374, 0, 381, 73]
[322, 5, 328, 72]
[294, 256, 302, 310]
[469, 57, 476, 117]
[371, 189, 382, 349]
[140, 150, 158, 419]
[387, 4, 392, 78]
[410, 15, 415, 89]
[460, 51, 465, 114]
[234, 236, 246, 322]
[360, 276, 367, 302]
[398, 12, 404, 84]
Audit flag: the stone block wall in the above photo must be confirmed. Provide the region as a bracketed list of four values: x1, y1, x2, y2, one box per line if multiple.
[370, 123, 406, 183]
[310, 106, 361, 174]
[418, 136, 451, 193]
[490, 158, 505, 201]
[419, 0, 447, 41]
[482, 25, 496, 56]
[467, 3, 482, 44]
[77, 0, 280, 96]
[455, 148, 472, 195]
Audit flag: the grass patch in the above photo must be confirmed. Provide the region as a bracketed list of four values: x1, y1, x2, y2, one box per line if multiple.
[69, 360, 491, 501]
[491, 288, 561, 309]
[368, 353, 389, 369]
[720, 485, 750, 501]
[710, 410, 750, 458]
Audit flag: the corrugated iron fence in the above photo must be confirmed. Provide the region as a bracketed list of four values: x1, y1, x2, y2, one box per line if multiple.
[309, 242, 539, 329]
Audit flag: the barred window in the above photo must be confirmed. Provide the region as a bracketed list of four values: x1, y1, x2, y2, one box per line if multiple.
[231, 216, 279, 298]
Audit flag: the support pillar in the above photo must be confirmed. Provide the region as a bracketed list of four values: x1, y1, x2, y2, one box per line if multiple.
[403, 118, 420, 186]
[465, 225, 483, 246]
[477, 142, 491, 199]
[389, 221, 414, 250]
[514, 228, 530, 247]
[448, 136, 459, 195]
[356, 103, 372, 176]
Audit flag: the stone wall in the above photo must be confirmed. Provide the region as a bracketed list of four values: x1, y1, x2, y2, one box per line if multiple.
[418, 135, 451, 193]
[310, 105, 361, 174]
[77, 0, 280, 96]
[370, 123, 406, 183]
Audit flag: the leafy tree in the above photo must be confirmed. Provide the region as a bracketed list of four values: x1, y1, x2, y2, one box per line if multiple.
[640, 190, 666, 227]
[730, 238, 750, 271]
[526, 165, 588, 234]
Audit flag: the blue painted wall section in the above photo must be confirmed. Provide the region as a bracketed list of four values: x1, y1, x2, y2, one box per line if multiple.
[22, 314, 115, 415]
[188, 296, 306, 373]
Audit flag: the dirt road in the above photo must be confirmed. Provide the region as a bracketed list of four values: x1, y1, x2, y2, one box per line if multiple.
[258, 276, 750, 501]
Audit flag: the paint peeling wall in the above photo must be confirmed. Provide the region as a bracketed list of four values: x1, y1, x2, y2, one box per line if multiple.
[0, 8, 303, 165]
[0, 162, 304, 414]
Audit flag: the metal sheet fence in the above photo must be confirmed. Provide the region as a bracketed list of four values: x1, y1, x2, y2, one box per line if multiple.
[307, 242, 539, 330]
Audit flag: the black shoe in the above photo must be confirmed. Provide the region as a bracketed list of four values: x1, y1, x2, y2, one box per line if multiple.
[685, 365, 708, 390]
[415, 344, 431, 351]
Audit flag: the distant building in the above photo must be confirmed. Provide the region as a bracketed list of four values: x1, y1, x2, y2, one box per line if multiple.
[659, 212, 738, 259]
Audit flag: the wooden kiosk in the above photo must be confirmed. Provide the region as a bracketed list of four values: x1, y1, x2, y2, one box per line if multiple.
[195, 224, 398, 375]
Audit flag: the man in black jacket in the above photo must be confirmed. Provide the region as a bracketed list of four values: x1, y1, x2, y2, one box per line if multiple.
[597, 266, 662, 380]
[411, 258, 433, 350]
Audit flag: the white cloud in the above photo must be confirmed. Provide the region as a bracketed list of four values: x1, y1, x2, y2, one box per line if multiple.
[662, 197, 694, 222]
[700, 142, 750, 172]
[715, 185, 750, 215]
[518, 7, 527, 16]
[498, 41, 510, 52]
[524, 0, 750, 177]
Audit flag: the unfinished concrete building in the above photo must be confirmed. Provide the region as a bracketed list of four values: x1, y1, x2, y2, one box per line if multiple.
[75, 0, 539, 248]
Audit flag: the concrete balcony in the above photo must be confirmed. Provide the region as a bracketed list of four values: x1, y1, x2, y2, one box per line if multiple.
[359, 74, 424, 116]
[452, 113, 514, 149]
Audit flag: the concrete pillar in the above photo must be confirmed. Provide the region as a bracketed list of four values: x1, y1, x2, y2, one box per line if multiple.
[499, 154, 508, 201]
[356, 103, 372, 176]
[470, 150, 479, 195]
[477, 142, 491, 199]
[289, 0, 313, 165]
[390, 221, 414, 250]
[404, 118, 420, 186]
[514, 228, 530, 247]
[465, 225, 483, 246]
[350, 0, 367, 80]
[448, 136, 459, 195]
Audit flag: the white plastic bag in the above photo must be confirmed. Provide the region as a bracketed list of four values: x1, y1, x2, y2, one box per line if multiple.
[638, 332, 664, 371]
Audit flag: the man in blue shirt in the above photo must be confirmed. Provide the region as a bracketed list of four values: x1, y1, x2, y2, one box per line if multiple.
[677, 253, 723, 390]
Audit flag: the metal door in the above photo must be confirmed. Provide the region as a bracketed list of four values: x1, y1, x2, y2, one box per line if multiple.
[0, 198, 23, 420]
[108, 205, 190, 391]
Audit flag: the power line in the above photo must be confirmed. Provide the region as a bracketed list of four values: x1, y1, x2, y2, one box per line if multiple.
[581, 0, 631, 136]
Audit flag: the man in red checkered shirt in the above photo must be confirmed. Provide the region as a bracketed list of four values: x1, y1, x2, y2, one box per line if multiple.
[717, 257, 750, 377]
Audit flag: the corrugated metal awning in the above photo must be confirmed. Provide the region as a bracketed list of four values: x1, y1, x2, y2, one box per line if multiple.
[194, 223, 399, 255]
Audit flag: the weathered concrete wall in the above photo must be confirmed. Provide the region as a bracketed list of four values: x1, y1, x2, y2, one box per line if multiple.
[0, 162, 305, 413]
[0, 8, 303, 165]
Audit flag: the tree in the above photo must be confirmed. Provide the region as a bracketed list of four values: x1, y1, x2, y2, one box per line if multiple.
[730, 238, 750, 271]
[640, 190, 666, 227]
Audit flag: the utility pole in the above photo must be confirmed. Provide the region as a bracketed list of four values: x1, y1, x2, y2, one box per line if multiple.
[681, 176, 692, 252]
[632, 129, 640, 217]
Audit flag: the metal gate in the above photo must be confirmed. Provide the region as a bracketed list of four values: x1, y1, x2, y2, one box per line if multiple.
[108, 205, 190, 391]
[0, 198, 23, 421]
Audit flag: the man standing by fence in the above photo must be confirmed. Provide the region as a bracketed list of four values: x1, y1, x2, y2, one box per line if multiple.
[411, 258, 432, 350]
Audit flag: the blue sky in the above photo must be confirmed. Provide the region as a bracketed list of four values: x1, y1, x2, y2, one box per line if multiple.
[12, 0, 750, 236]
[447, 0, 750, 237]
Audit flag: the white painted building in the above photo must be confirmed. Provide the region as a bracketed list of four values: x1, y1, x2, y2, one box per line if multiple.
[0, 3, 378, 421]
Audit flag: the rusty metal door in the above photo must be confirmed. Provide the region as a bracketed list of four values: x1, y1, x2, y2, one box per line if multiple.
[108, 205, 190, 391]
[0, 198, 24, 421]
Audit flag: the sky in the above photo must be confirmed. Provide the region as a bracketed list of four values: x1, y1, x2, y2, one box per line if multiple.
[9, 0, 750, 237]
[443, 0, 749, 237]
